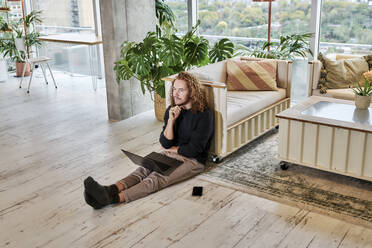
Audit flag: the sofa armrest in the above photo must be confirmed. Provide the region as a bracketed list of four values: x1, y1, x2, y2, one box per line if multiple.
[199, 80, 226, 88]
[308, 60, 322, 96]
[277, 60, 293, 96]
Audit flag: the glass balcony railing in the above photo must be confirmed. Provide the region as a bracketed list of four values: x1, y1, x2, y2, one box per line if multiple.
[35, 25, 100, 77]
[36, 25, 94, 35]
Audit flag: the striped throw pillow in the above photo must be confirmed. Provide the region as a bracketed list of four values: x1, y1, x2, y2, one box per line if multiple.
[226, 59, 278, 91]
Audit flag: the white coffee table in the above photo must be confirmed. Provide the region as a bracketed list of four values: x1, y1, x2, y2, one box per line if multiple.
[276, 96, 372, 182]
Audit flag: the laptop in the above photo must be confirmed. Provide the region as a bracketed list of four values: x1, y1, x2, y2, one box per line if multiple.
[121, 149, 183, 176]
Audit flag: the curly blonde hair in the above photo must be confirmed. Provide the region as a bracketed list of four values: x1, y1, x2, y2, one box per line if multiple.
[169, 72, 208, 113]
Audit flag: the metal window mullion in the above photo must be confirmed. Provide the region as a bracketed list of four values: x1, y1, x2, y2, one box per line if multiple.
[93, 0, 103, 78]
[188, 0, 197, 31]
[309, 0, 322, 60]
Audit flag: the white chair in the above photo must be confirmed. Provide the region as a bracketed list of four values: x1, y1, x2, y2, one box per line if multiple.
[15, 38, 57, 93]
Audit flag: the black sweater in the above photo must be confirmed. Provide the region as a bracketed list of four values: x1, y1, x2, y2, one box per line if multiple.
[159, 106, 214, 164]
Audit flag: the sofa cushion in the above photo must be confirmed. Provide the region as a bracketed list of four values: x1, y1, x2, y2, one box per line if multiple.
[226, 59, 278, 91]
[364, 55, 372, 70]
[226, 88, 287, 126]
[312, 88, 372, 103]
[319, 55, 368, 90]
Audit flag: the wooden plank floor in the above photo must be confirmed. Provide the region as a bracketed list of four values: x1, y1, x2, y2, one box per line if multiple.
[0, 72, 371, 248]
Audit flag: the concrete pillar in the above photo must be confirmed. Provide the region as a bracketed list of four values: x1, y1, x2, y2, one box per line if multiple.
[100, 0, 155, 121]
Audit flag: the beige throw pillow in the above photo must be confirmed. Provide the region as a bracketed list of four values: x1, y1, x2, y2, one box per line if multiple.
[323, 57, 368, 89]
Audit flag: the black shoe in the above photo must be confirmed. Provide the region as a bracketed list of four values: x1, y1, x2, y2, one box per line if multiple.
[84, 190, 103, 209]
[84, 176, 111, 206]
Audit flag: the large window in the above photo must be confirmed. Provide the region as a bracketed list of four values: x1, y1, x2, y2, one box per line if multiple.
[197, 0, 311, 48]
[167, 0, 188, 34]
[270, 0, 311, 39]
[198, 0, 266, 38]
[198, 0, 268, 47]
[196, 0, 312, 104]
[320, 0, 372, 56]
[31, 0, 98, 75]
[32, 0, 95, 34]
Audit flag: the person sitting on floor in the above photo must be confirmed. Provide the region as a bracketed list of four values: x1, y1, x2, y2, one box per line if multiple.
[83, 71, 214, 209]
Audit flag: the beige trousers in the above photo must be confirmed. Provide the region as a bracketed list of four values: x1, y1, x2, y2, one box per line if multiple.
[118, 150, 204, 203]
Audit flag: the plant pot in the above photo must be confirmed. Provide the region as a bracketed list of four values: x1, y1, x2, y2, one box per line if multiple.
[355, 95, 371, 110]
[154, 93, 166, 122]
[16, 62, 31, 77]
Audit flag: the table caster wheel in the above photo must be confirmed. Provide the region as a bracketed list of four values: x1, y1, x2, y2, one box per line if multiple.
[212, 155, 222, 163]
[279, 161, 289, 170]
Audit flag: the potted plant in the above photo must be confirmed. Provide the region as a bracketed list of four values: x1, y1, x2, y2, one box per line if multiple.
[352, 78, 372, 110]
[115, 22, 233, 121]
[114, 1, 234, 121]
[0, 10, 42, 76]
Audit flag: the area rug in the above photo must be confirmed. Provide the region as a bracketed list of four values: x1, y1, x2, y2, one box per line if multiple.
[203, 129, 372, 227]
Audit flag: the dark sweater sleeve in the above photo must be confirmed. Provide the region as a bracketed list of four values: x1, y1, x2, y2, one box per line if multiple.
[178, 110, 214, 158]
[159, 106, 175, 149]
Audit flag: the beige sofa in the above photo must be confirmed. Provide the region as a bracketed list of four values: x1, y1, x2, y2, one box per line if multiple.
[308, 55, 371, 102]
[163, 57, 293, 161]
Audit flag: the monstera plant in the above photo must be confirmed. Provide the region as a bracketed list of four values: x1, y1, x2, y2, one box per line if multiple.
[114, 20, 234, 99]
[114, 0, 234, 99]
[114, 0, 233, 120]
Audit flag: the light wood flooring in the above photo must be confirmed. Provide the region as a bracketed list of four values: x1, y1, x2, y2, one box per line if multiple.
[0, 71, 371, 248]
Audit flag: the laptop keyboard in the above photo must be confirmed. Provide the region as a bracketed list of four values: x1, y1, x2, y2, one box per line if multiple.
[146, 152, 183, 166]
